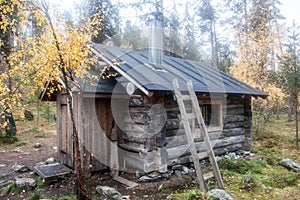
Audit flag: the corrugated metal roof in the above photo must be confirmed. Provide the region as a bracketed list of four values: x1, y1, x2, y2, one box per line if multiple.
[92, 44, 267, 97]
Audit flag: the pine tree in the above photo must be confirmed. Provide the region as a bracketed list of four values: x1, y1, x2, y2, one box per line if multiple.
[278, 21, 300, 146]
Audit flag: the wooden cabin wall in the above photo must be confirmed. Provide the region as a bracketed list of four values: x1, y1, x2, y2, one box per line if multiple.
[118, 93, 252, 172]
[164, 94, 248, 165]
[57, 90, 74, 168]
[57, 92, 117, 171]
[118, 94, 167, 173]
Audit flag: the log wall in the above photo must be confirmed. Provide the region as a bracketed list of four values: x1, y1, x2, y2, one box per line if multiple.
[58, 91, 253, 173]
[57, 92, 118, 171]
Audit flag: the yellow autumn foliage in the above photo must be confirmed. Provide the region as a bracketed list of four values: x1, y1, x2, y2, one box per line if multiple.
[0, 0, 102, 128]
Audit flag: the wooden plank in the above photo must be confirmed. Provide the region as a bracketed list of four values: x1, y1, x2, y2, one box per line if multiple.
[187, 80, 224, 189]
[204, 171, 214, 181]
[113, 176, 139, 188]
[173, 79, 206, 192]
[182, 95, 191, 101]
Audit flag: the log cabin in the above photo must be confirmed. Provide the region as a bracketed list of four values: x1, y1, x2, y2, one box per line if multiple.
[41, 43, 267, 173]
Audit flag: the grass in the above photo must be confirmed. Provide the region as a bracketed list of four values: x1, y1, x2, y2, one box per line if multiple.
[219, 117, 300, 200]
[164, 117, 300, 200]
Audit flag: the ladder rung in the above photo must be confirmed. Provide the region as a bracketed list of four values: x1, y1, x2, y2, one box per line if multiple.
[204, 171, 214, 181]
[182, 95, 191, 100]
[198, 151, 208, 159]
[186, 113, 196, 119]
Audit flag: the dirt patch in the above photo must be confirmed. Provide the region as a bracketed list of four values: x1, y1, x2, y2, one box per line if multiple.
[0, 122, 201, 199]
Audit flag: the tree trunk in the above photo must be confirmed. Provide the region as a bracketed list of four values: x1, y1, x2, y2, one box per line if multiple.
[67, 91, 90, 200]
[295, 98, 299, 147]
[276, 98, 280, 120]
[288, 98, 292, 121]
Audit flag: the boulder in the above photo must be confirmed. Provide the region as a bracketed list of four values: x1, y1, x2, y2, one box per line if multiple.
[12, 164, 30, 173]
[207, 189, 233, 200]
[24, 110, 34, 121]
[33, 143, 41, 148]
[279, 158, 300, 172]
[96, 186, 122, 200]
[45, 157, 55, 164]
[15, 177, 36, 188]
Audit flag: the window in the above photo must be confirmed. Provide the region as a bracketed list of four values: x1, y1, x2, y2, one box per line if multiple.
[200, 104, 220, 126]
[198, 100, 223, 131]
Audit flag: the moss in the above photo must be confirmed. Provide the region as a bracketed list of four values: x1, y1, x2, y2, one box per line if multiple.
[219, 158, 266, 175]
[0, 135, 19, 145]
[28, 192, 44, 200]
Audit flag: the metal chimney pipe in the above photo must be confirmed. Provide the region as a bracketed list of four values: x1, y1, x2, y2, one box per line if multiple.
[148, 11, 163, 69]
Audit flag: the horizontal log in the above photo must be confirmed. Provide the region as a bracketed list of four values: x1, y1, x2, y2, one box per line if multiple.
[123, 151, 156, 173]
[213, 135, 245, 148]
[129, 107, 146, 113]
[223, 128, 245, 136]
[165, 119, 182, 130]
[166, 135, 245, 160]
[123, 113, 147, 125]
[224, 115, 244, 123]
[129, 98, 145, 107]
[123, 123, 146, 133]
[167, 143, 244, 166]
[122, 132, 148, 143]
[166, 130, 223, 148]
[166, 129, 185, 137]
[226, 107, 244, 115]
[119, 143, 147, 153]
[213, 143, 243, 155]
[223, 121, 244, 129]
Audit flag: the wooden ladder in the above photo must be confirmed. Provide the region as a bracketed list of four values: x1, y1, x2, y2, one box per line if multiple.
[172, 79, 224, 192]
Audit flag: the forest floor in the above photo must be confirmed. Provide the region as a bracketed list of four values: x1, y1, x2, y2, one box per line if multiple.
[0, 117, 299, 200]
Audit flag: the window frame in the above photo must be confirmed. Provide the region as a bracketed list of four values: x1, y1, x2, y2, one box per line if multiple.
[198, 99, 223, 132]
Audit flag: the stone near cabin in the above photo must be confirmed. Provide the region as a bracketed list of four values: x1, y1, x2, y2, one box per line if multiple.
[24, 110, 34, 121]
[15, 177, 36, 188]
[0, 179, 13, 188]
[96, 186, 122, 200]
[12, 164, 30, 173]
[45, 157, 55, 164]
[279, 158, 300, 172]
[207, 189, 233, 200]
[33, 143, 42, 148]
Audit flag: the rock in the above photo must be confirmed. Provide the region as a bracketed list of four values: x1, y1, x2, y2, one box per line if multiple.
[0, 173, 8, 179]
[96, 186, 122, 200]
[12, 148, 22, 153]
[0, 179, 13, 188]
[52, 146, 58, 151]
[147, 171, 160, 178]
[279, 158, 300, 172]
[0, 164, 5, 168]
[174, 170, 183, 178]
[33, 143, 41, 148]
[224, 152, 240, 160]
[15, 177, 36, 188]
[12, 164, 30, 173]
[35, 162, 46, 166]
[24, 110, 34, 121]
[45, 157, 55, 164]
[166, 194, 173, 199]
[207, 189, 233, 200]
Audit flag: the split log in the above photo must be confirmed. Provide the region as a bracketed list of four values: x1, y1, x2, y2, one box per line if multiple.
[226, 107, 244, 115]
[165, 119, 181, 130]
[224, 115, 244, 123]
[223, 128, 245, 137]
[129, 98, 145, 107]
[166, 129, 185, 137]
[123, 123, 146, 133]
[223, 121, 244, 129]
[166, 135, 245, 160]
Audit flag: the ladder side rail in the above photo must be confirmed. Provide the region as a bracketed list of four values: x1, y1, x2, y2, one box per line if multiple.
[172, 79, 207, 192]
[187, 80, 224, 189]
